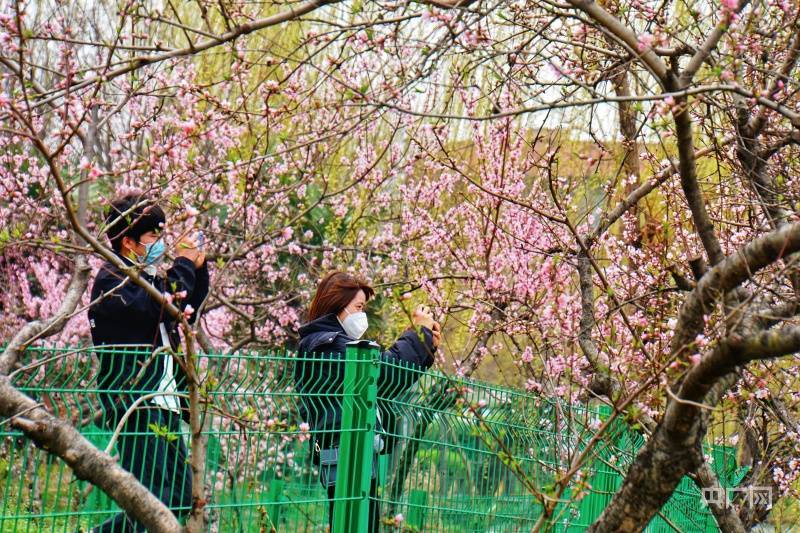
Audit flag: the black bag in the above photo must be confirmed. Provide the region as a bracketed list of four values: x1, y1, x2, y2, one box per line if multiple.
[317, 447, 377, 488]
[319, 447, 339, 488]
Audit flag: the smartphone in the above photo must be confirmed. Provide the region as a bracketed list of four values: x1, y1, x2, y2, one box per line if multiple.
[196, 231, 205, 250]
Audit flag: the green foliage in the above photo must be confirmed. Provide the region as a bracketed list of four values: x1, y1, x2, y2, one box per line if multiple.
[148, 422, 178, 442]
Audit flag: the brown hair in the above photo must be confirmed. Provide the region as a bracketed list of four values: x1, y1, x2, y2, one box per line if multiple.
[308, 271, 375, 321]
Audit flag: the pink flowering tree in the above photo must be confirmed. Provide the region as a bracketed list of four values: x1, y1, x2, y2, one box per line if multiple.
[301, 0, 800, 528]
[0, 0, 483, 530]
[3, 0, 800, 530]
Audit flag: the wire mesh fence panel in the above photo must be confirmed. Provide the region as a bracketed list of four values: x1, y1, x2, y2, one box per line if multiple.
[2, 346, 109, 533]
[377, 358, 598, 532]
[374, 357, 746, 533]
[201, 349, 339, 533]
[0, 345, 746, 532]
[1, 346, 348, 533]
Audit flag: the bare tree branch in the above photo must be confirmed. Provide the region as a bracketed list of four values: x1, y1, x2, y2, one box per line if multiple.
[671, 221, 800, 359]
[0, 255, 91, 374]
[0, 375, 180, 532]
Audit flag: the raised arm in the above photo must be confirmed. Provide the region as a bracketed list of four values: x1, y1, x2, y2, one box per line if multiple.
[378, 326, 436, 397]
[183, 261, 209, 324]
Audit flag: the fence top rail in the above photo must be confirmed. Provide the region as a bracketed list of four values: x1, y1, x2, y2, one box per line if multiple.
[10, 343, 590, 410]
[5, 344, 736, 451]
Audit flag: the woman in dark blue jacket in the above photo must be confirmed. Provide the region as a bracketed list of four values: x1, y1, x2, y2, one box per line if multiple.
[295, 271, 440, 531]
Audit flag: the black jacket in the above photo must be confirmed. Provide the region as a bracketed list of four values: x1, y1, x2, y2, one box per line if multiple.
[295, 313, 436, 451]
[88, 255, 209, 421]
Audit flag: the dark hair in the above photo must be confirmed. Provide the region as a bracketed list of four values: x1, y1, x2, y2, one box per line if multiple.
[105, 194, 166, 253]
[308, 271, 375, 321]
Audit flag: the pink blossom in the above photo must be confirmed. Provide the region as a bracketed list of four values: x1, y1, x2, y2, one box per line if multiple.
[178, 120, 197, 134]
[637, 33, 654, 52]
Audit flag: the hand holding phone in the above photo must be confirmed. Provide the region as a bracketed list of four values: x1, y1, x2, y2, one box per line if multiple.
[412, 304, 436, 330]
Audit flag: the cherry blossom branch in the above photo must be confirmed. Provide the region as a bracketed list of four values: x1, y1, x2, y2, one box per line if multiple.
[591, 226, 800, 529]
[588, 138, 733, 245]
[372, 84, 800, 126]
[28, 0, 341, 108]
[416, 0, 480, 7]
[678, 326, 800, 412]
[5, 98, 213, 530]
[566, 0, 668, 81]
[680, 0, 750, 84]
[745, 18, 800, 136]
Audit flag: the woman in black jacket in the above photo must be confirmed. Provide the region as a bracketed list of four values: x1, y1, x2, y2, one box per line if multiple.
[295, 271, 440, 531]
[88, 194, 208, 532]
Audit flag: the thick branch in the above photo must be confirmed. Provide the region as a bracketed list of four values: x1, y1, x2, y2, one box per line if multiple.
[671, 102, 726, 266]
[567, 0, 669, 81]
[692, 461, 747, 533]
[0, 255, 91, 374]
[675, 325, 800, 417]
[0, 375, 180, 532]
[577, 252, 601, 365]
[671, 221, 800, 359]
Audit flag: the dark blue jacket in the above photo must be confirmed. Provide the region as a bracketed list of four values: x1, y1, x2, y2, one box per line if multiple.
[88, 255, 209, 421]
[295, 313, 436, 451]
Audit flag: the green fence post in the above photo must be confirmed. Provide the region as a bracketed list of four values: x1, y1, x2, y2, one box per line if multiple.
[407, 489, 428, 529]
[333, 340, 380, 533]
[266, 478, 284, 529]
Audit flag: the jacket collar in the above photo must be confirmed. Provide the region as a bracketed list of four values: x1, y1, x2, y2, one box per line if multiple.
[105, 253, 157, 280]
[298, 313, 348, 353]
[298, 313, 344, 337]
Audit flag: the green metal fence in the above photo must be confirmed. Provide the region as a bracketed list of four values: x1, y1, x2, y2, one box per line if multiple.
[0, 343, 746, 532]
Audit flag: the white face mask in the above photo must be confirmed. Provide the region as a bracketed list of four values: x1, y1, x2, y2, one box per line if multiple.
[340, 309, 368, 339]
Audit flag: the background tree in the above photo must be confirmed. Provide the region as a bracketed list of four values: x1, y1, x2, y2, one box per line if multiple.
[3, 0, 800, 530]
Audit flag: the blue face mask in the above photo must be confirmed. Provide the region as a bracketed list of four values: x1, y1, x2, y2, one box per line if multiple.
[137, 239, 166, 266]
